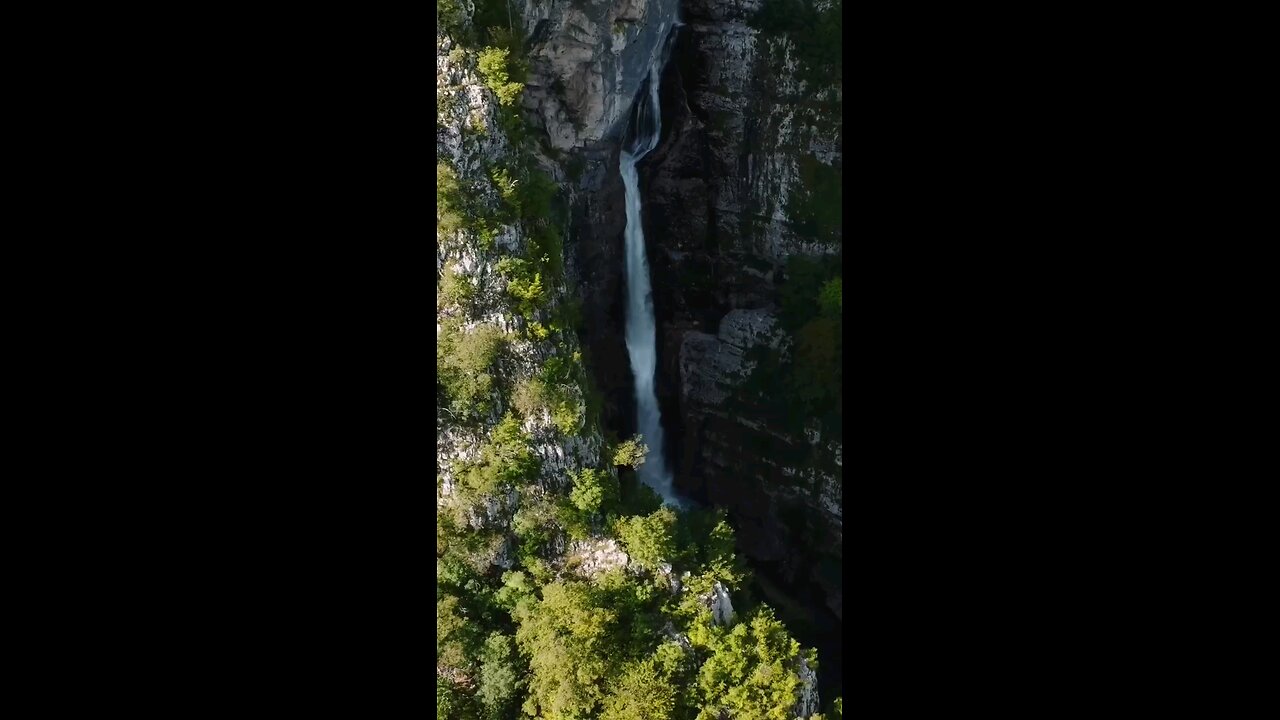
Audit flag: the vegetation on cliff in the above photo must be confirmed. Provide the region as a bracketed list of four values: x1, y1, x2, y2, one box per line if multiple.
[437, 7, 838, 719]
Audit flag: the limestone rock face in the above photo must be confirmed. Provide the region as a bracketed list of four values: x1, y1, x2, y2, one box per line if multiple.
[436, 28, 606, 536]
[708, 580, 735, 626]
[565, 537, 630, 577]
[519, 0, 683, 151]
[640, 0, 844, 625]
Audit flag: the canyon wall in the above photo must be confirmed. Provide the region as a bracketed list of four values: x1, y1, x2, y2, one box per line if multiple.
[643, 0, 844, 622]
[507, 0, 843, 623]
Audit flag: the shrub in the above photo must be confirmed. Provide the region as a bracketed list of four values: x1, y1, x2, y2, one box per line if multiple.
[695, 608, 805, 720]
[471, 412, 540, 491]
[437, 265, 475, 312]
[569, 467, 618, 516]
[613, 435, 649, 469]
[818, 276, 842, 316]
[438, 322, 505, 419]
[437, 594, 481, 672]
[599, 656, 679, 720]
[478, 632, 522, 717]
[515, 581, 618, 718]
[550, 393, 581, 435]
[491, 167, 520, 220]
[496, 256, 544, 317]
[477, 47, 524, 107]
[779, 254, 840, 331]
[749, 0, 842, 86]
[437, 162, 461, 211]
[437, 0, 467, 38]
[616, 507, 677, 571]
[512, 377, 549, 420]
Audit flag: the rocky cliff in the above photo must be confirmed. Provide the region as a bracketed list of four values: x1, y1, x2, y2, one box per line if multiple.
[437, 1, 830, 714]
[641, 0, 845, 624]
[505, 0, 843, 645]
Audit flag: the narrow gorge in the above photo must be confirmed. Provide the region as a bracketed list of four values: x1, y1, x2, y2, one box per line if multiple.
[438, 1, 841, 716]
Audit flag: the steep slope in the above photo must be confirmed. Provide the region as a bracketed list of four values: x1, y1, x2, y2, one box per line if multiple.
[436, 3, 832, 717]
[638, 0, 845, 699]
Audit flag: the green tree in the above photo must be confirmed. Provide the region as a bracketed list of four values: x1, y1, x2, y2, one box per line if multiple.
[569, 467, 618, 516]
[515, 581, 617, 719]
[438, 265, 475, 312]
[496, 256, 545, 318]
[612, 435, 648, 468]
[696, 608, 806, 720]
[437, 162, 466, 238]
[599, 656, 678, 720]
[437, 0, 467, 37]
[818, 276, 842, 316]
[617, 507, 677, 571]
[477, 47, 524, 106]
[457, 413, 539, 498]
[438, 322, 505, 418]
[477, 632, 522, 718]
[437, 594, 480, 673]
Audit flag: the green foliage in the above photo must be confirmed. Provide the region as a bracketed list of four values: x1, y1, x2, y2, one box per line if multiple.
[438, 594, 481, 672]
[616, 507, 677, 571]
[452, 413, 539, 510]
[437, 677, 480, 720]
[470, 0, 517, 48]
[438, 162, 461, 208]
[818, 276, 842, 316]
[512, 374, 581, 435]
[491, 166, 520, 220]
[477, 47, 524, 107]
[512, 492, 560, 564]
[478, 632, 522, 718]
[550, 393, 581, 435]
[674, 509, 743, 583]
[494, 570, 536, 611]
[599, 655, 679, 720]
[437, 264, 475, 312]
[485, 413, 538, 484]
[518, 168, 557, 222]
[530, 224, 564, 280]
[696, 608, 805, 720]
[552, 295, 583, 333]
[612, 435, 649, 469]
[779, 255, 841, 331]
[437, 0, 467, 38]
[438, 322, 505, 419]
[753, 255, 844, 432]
[496, 256, 545, 318]
[514, 581, 618, 718]
[569, 467, 619, 516]
[512, 376, 548, 420]
[749, 0, 843, 86]
[438, 162, 466, 238]
[436, 23, 824, 719]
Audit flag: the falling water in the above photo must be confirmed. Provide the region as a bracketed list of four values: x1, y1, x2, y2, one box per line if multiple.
[620, 34, 683, 508]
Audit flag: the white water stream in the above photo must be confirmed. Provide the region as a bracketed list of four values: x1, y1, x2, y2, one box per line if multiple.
[620, 41, 683, 508]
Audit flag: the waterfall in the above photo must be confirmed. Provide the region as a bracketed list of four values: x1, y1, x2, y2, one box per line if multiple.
[620, 29, 684, 508]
